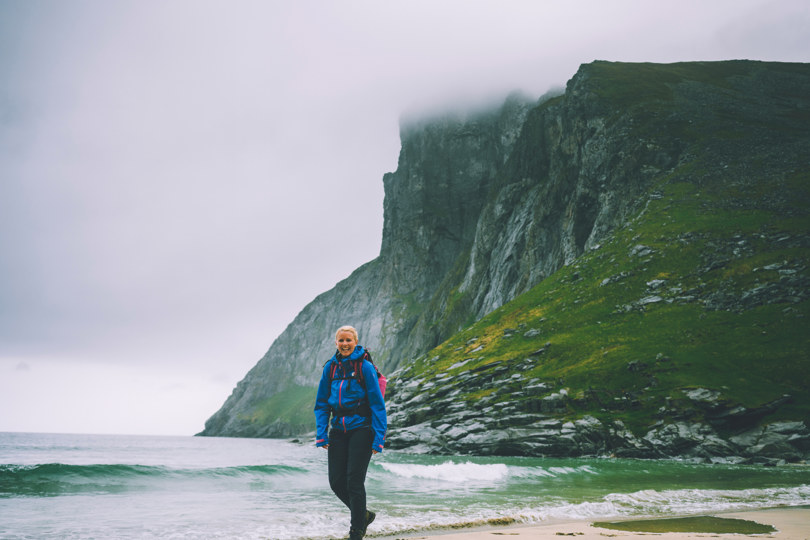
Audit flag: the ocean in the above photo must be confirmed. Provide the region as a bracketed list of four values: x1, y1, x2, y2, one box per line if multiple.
[1, 432, 809, 539]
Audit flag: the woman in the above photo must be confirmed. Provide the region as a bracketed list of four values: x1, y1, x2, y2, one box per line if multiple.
[314, 325, 387, 540]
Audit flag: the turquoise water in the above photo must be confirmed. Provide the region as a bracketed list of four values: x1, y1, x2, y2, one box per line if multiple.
[1, 432, 809, 539]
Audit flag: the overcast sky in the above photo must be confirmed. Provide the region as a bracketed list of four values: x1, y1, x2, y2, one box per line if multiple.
[2, 0, 808, 436]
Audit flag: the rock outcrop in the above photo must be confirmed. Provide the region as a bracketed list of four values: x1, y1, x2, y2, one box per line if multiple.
[385, 367, 810, 464]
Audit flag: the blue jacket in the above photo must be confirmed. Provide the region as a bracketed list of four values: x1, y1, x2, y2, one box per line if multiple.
[314, 345, 387, 452]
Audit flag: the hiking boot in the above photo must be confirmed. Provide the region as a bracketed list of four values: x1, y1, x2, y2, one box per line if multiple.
[348, 526, 364, 540]
[365, 510, 376, 533]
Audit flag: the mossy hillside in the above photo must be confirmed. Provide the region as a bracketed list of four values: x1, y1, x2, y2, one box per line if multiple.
[245, 384, 315, 430]
[395, 166, 810, 436]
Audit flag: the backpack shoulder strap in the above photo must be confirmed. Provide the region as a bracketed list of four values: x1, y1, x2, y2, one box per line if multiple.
[353, 358, 366, 389]
[325, 358, 338, 380]
[353, 350, 375, 390]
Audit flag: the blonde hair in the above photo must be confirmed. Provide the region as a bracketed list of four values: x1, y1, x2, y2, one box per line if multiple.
[335, 325, 358, 341]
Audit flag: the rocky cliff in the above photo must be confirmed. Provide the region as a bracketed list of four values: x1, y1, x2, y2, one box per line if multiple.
[199, 92, 536, 437]
[200, 60, 810, 463]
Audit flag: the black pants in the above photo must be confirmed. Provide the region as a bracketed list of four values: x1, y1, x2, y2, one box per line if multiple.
[328, 427, 373, 531]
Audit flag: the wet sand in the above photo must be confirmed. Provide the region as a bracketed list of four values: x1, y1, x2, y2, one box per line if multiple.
[375, 507, 809, 540]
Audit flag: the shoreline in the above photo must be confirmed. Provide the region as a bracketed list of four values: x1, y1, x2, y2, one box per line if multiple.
[373, 506, 810, 540]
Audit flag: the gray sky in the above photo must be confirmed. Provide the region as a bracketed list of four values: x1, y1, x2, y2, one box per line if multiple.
[2, 0, 808, 436]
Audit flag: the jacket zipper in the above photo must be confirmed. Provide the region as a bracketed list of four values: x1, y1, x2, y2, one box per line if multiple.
[338, 362, 347, 431]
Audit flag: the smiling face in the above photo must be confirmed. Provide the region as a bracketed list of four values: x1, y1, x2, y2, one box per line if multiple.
[335, 330, 357, 357]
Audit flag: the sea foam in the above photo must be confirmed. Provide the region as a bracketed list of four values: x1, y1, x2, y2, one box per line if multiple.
[380, 461, 509, 482]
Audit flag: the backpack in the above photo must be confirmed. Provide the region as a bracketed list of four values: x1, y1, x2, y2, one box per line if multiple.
[328, 350, 387, 397]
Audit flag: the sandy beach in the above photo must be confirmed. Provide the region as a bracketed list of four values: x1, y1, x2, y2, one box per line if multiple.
[376, 507, 810, 540]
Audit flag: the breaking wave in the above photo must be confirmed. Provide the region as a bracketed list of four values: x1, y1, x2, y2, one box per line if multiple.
[378, 461, 598, 483]
[0, 463, 309, 497]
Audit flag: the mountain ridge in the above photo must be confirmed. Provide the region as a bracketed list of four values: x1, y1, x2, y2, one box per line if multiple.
[199, 60, 810, 462]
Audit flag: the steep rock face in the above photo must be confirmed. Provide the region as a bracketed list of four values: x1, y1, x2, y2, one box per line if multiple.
[379, 96, 534, 359]
[396, 62, 691, 358]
